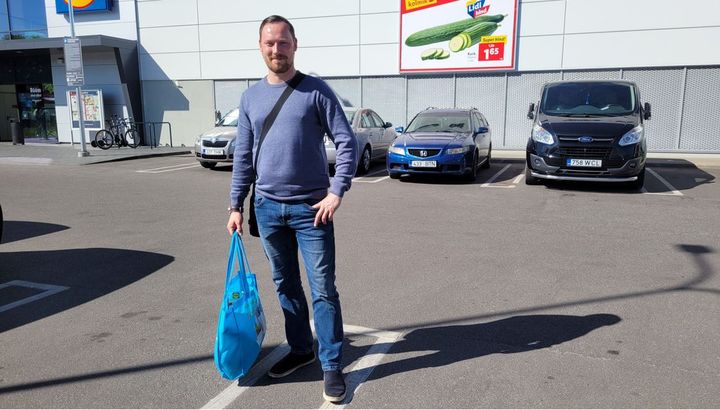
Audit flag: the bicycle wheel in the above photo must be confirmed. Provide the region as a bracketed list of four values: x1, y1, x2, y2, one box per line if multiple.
[125, 129, 142, 148]
[95, 130, 114, 150]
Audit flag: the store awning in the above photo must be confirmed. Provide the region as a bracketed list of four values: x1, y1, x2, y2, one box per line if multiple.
[0, 35, 137, 52]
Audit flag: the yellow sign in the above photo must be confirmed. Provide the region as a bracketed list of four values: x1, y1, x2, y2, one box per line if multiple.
[406, 0, 436, 11]
[481, 35, 507, 43]
[64, 0, 95, 8]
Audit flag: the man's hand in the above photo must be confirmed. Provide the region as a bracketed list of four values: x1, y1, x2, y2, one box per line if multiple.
[312, 193, 342, 226]
[227, 211, 243, 235]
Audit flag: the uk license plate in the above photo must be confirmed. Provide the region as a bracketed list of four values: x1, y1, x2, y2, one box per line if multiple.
[410, 160, 437, 168]
[567, 158, 602, 167]
[205, 148, 224, 155]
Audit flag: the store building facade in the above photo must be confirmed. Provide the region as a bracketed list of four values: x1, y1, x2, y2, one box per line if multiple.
[1, 0, 719, 152]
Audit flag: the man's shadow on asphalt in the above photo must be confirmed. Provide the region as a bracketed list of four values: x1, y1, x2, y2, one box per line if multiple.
[256, 313, 620, 402]
[0, 221, 69, 244]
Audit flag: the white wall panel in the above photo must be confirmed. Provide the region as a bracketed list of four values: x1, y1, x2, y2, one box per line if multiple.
[519, 0, 565, 36]
[360, 13, 399, 44]
[137, 0, 197, 28]
[516, 35, 564, 71]
[46, 0, 138, 39]
[294, 16, 359, 47]
[295, 47, 360, 77]
[563, 27, 720, 69]
[198, 0, 359, 25]
[565, 0, 720, 33]
[201, 51, 267, 79]
[200, 22, 259, 52]
[140, 53, 201, 80]
[140, 26, 199, 54]
[361, 0, 399, 14]
[360, 44, 399, 76]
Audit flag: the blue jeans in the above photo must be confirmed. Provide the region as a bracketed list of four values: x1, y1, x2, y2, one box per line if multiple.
[254, 194, 344, 371]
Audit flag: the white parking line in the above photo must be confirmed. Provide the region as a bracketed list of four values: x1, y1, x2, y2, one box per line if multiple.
[481, 164, 513, 188]
[201, 323, 402, 409]
[644, 168, 684, 196]
[512, 173, 524, 184]
[136, 163, 200, 173]
[355, 176, 390, 184]
[0, 280, 69, 313]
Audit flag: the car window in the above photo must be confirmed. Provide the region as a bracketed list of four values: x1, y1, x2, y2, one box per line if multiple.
[217, 109, 239, 127]
[540, 82, 636, 116]
[361, 113, 374, 128]
[344, 110, 356, 125]
[406, 112, 471, 133]
[370, 112, 385, 128]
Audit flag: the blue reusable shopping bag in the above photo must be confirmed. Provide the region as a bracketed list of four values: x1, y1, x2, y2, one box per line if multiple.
[214, 232, 267, 380]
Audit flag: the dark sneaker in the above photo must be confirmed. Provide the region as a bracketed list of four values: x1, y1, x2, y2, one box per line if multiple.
[323, 370, 346, 403]
[267, 351, 316, 378]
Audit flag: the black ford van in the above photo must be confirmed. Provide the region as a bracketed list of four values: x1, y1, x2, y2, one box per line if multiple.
[525, 80, 651, 189]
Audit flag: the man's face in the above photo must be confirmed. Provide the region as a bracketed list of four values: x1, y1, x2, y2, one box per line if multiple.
[259, 22, 297, 74]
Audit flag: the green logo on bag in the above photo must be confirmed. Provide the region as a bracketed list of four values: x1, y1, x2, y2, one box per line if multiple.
[232, 292, 240, 299]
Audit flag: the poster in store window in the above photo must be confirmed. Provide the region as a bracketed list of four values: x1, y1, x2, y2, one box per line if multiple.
[400, 0, 519, 73]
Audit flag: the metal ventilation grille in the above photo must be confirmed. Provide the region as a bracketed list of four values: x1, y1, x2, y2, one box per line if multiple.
[623, 67, 684, 151]
[679, 67, 720, 152]
[456, 73, 507, 147]
[407, 75, 455, 126]
[324, 78, 361, 108]
[562, 69, 621, 80]
[505, 71, 562, 149]
[362, 76, 406, 129]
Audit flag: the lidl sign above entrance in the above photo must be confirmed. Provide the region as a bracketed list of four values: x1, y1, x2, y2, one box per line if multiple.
[56, 0, 113, 14]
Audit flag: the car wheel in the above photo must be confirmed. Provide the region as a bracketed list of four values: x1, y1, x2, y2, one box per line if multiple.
[200, 161, 216, 169]
[628, 168, 645, 190]
[328, 164, 336, 176]
[481, 145, 492, 169]
[0, 203, 3, 244]
[356, 146, 371, 175]
[463, 152, 479, 182]
[389, 172, 401, 180]
[525, 165, 540, 185]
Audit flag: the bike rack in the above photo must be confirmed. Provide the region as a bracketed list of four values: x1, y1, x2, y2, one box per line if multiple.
[130, 121, 174, 148]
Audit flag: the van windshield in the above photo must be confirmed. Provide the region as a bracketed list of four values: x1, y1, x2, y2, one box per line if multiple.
[540, 82, 636, 116]
[218, 109, 239, 126]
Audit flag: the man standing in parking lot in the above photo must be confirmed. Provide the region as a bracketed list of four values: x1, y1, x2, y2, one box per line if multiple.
[226, 15, 357, 403]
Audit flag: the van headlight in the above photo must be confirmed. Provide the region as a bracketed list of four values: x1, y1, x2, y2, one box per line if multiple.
[531, 124, 554, 145]
[618, 125, 644, 146]
[389, 145, 405, 155]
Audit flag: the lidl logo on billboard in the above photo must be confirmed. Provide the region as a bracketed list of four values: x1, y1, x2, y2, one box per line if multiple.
[466, 0, 490, 18]
[56, 0, 113, 14]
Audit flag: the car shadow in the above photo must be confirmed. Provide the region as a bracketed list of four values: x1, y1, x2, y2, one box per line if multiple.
[0, 221, 70, 245]
[253, 313, 620, 404]
[0, 248, 174, 333]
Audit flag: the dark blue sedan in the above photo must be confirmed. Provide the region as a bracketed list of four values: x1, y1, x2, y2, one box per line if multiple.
[386, 107, 492, 181]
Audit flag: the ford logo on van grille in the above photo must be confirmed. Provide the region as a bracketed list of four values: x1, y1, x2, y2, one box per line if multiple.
[578, 136, 594, 143]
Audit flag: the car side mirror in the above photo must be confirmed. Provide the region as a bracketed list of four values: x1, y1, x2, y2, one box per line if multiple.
[477, 127, 488, 134]
[395, 126, 404, 134]
[643, 102, 651, 120]
[383, 122, 393, 128]
[527, 103, 535, 120]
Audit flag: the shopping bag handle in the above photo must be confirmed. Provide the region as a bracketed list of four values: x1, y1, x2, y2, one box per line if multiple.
[225, 232, 252, 296]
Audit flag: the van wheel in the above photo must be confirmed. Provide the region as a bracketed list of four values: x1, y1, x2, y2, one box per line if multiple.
[200, 161, 216, 169]
[525, 165, 540, 185]
[628, 168, 645, 190]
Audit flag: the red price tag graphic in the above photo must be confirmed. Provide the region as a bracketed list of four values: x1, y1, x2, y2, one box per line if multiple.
[478, 42, 504, 61]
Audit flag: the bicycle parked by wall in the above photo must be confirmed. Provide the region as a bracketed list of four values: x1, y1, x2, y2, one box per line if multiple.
[93, 115, 142, 150]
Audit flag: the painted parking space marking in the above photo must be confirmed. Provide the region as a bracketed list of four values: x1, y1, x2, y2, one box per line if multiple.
[201, 323, 402, 409]
[481, 164, 515, 188]
[512, 173, 525, 184]
[354, 176, 390, 184]
[136, 163, 200, 173]
[0, 280, 69, 313]
[642, 168, 684, 196]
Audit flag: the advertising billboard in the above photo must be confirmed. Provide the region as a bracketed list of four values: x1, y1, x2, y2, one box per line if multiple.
[68, 90, 104, 129]
[400, 0, 519, 73]
[56, 0, 113, 14]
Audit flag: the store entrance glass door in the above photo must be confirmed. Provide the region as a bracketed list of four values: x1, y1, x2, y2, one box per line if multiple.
[16, 83, 57, 142]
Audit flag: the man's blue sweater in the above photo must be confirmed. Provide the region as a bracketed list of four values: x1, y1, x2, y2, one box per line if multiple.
[230, 74, 357, 208]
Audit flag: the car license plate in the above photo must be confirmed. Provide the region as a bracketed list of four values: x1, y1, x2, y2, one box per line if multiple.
[204, 148, 224, 155]
[567, 159, 602, 167]
[410, 160, 437, 168]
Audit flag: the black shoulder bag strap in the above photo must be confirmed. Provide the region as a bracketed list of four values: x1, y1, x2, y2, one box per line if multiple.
[248, 71, 305, 237]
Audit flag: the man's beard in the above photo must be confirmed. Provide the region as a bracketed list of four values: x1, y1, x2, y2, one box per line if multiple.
[266, 55, 292, 74]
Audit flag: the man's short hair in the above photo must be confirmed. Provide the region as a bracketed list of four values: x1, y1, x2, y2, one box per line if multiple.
[259, 15, 296, 40]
